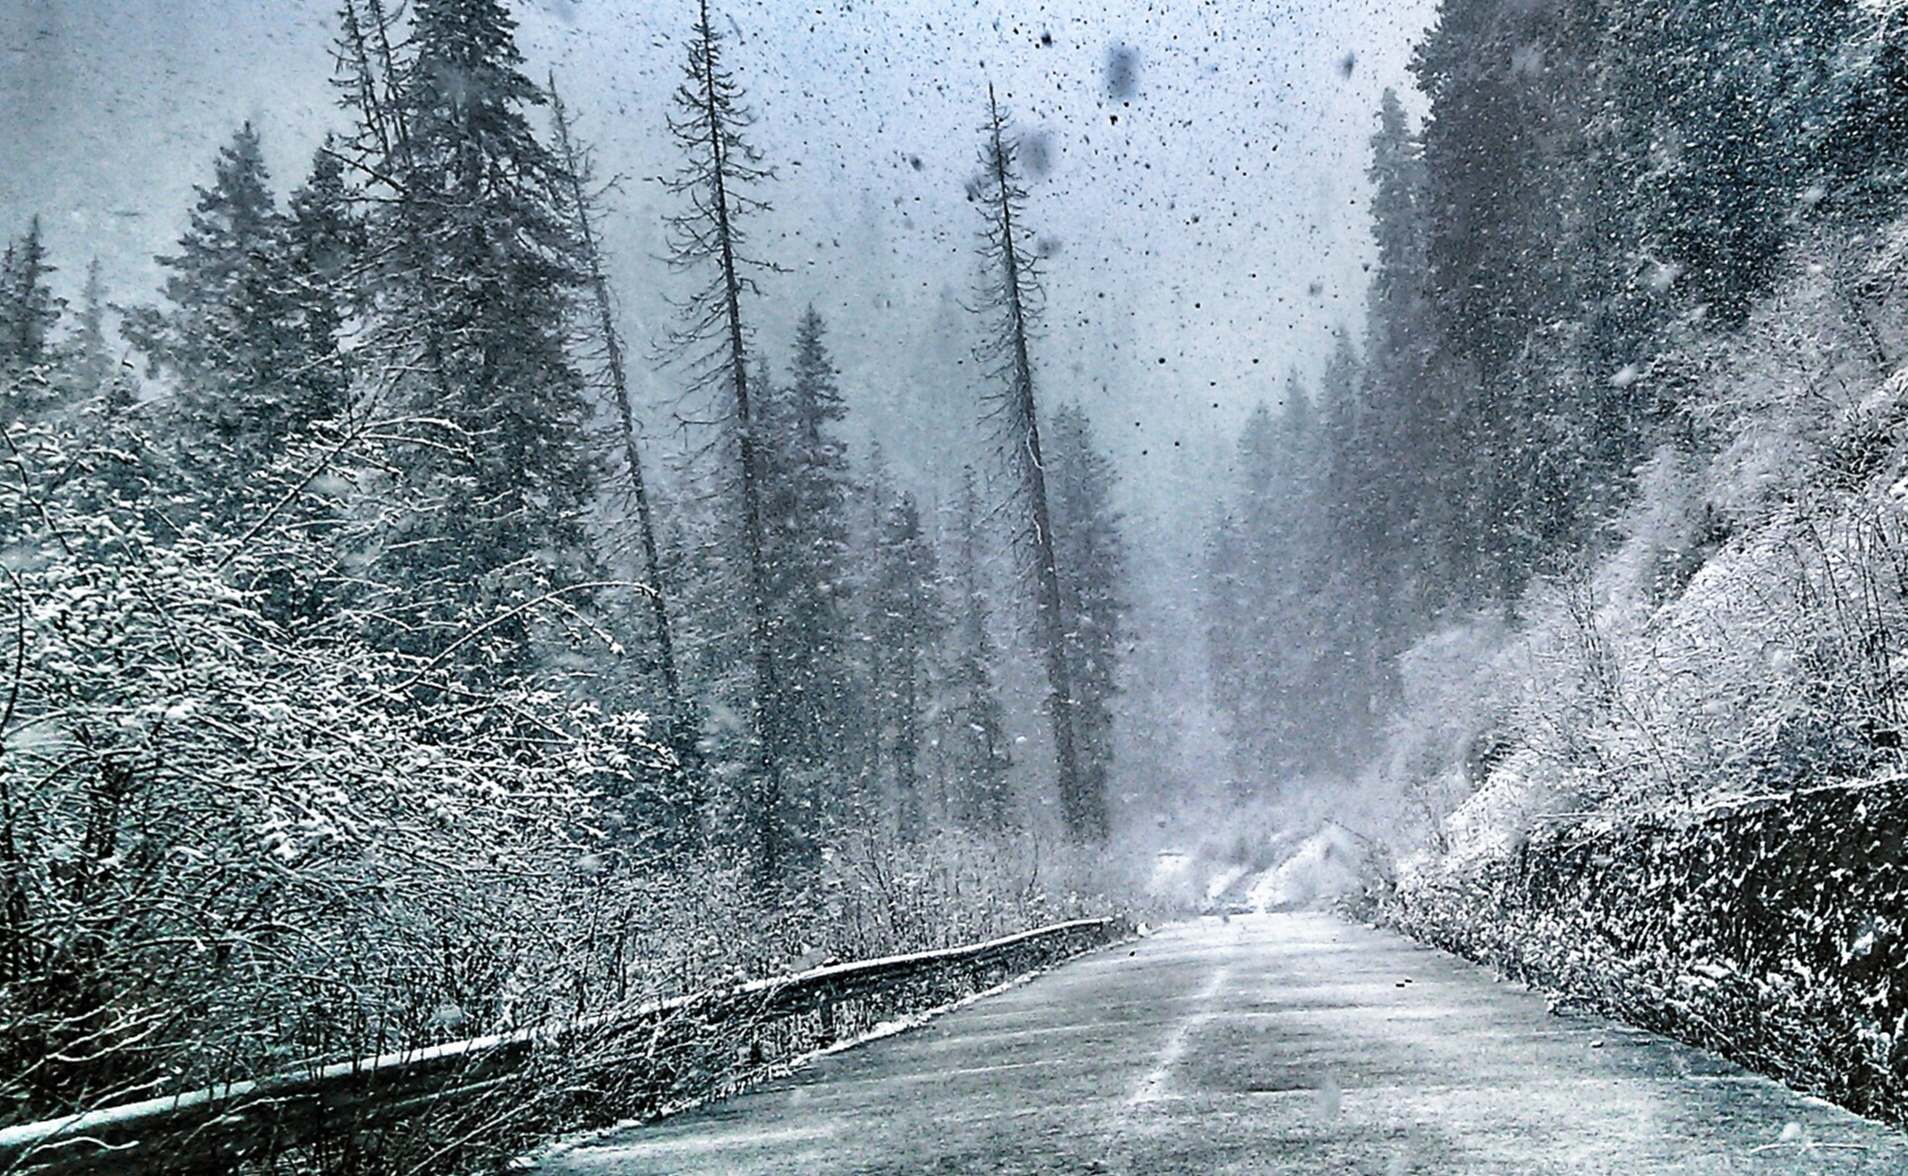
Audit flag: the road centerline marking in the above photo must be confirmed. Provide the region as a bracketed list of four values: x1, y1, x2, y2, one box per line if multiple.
[1129, 964, 1230, 1104]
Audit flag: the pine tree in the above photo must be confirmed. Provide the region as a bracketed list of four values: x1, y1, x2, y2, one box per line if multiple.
[944, 466, 1013, 831]
[1360, 90, 1446, 621]
[1315, 331, 1385, 763]
[663, 0, 787, 885]
[1205, 406, 1275, 797]
[1412, 0, 1569, 601]
[282, 141, 361, 434]
[1046, 404, 1126, 842]
[251, 144, 368, 625]
[62, 274, 159, 523]
[61, 259, 119, 406]
[335, 0, 408, 166]
[1822, 1, 1908, 223]
[1272, 377, 1327, 775]
[970, 84, 1095, 842]
[0, 219, 61, 372]
[866, 487, 943, 841]
[1609, 0, 1849, 327]
[762, 308, 858, 828]
[1202, 502, 1252, 800]
[360, 0, 601, 675]
[1206, 388, 1340, 794]
[58, 265, 152, 522]
[123, 124, 340, 523]
[0, 218, 65, 424]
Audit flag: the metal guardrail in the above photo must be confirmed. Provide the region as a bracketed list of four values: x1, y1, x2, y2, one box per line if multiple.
[0, 916, 1130, 1176]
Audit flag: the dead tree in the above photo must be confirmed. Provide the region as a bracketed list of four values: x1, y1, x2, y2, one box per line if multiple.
[662, 0, 787, 884]
[969, 85, 1097, 842]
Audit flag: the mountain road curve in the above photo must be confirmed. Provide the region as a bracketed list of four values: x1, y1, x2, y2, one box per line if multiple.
[537, 912, 1908, 1175]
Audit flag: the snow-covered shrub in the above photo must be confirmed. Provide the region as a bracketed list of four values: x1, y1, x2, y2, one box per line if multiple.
[820, 826, 1132, 960]
[0, 422, 672, 1127]
[1378, 614, 1519, 849]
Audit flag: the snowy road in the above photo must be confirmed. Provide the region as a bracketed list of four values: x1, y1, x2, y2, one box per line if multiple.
[540, 913, 1908, 1174]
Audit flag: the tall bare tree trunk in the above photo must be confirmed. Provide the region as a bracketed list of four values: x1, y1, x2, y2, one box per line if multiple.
[977, 86, 1092, 841]
[549, 81, 703, 833]
[691, 0, 784, 884]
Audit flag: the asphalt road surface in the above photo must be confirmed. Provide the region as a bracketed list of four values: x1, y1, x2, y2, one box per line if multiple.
[541, 912, 1908, 1175]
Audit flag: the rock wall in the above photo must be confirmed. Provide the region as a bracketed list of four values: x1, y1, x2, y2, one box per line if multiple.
[1384, 782, 1908, 1128]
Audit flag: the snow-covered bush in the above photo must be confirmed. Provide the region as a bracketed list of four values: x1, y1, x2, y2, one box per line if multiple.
[0, 421, 674, 1126]
[820, 827, 1133, 959]
[1369, 224, 1908, 863]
